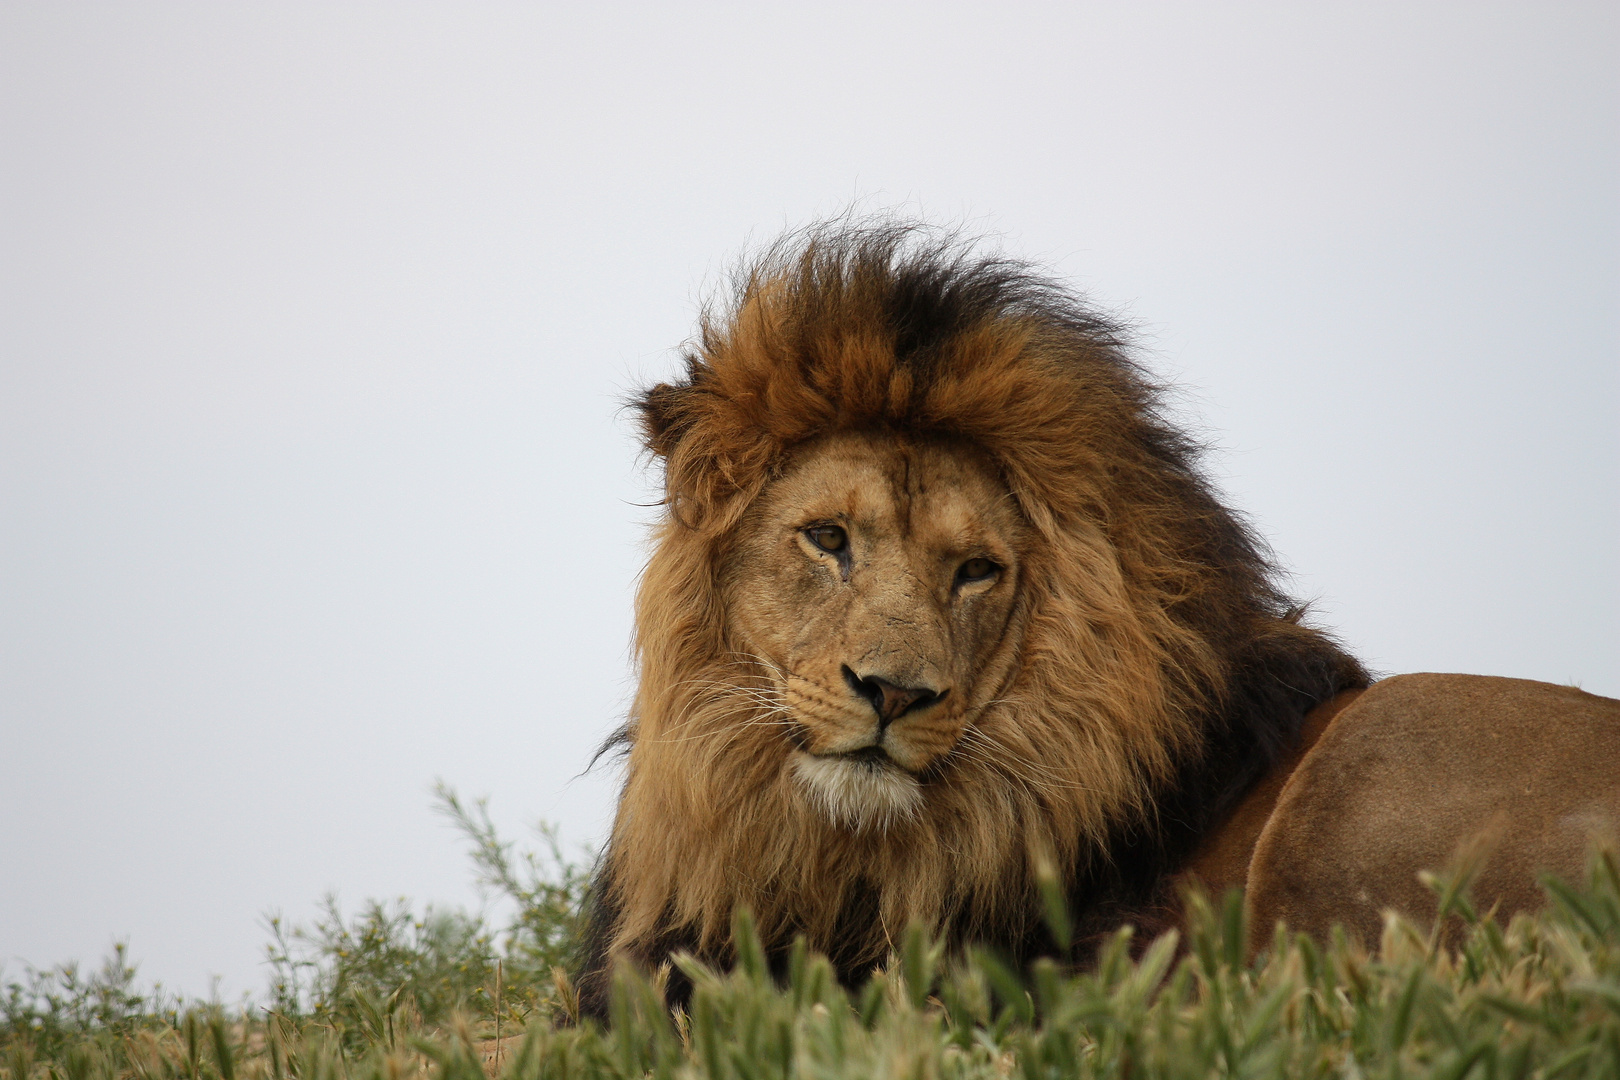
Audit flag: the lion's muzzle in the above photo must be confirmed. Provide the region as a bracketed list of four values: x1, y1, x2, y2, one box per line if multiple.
[841, 664, 949, 727]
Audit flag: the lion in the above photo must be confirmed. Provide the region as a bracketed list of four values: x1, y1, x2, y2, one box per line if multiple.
[574, 222, 1618, 1017]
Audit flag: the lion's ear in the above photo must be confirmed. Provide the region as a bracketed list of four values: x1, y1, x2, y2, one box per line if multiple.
[638, 382, 691, 459]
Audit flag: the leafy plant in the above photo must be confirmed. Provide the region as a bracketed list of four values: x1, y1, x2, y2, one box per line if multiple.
[262, 784, 591, 1043]
[429, 783, 591, 999]
[1, 944, 180, 1060]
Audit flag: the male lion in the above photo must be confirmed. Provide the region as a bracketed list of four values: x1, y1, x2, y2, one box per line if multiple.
[575, 223, 1619, 1017]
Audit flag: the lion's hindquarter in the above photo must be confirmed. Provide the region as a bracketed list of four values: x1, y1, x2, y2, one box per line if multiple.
[1243, 673, 1620, 946]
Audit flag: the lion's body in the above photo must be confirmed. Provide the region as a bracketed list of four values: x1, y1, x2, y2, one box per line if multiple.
[1236, 673, 1620, 946]
[575, 224, 1370, 1016]
[574, 224, 1615, 1019]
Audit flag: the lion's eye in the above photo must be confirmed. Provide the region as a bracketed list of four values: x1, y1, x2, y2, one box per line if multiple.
[957, 557, 998, 583]
[807, 525, 848, 553]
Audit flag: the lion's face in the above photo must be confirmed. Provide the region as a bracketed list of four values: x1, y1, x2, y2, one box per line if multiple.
[721, 429, 1030, 830]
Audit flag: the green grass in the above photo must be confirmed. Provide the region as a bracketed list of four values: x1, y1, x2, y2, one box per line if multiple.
[4, 787, 588, 1063]
[6, 794, 1619, 1080]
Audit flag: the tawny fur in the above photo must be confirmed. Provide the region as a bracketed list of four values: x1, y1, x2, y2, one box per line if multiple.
[1244, 673, 1620, 949]
[576, 222, 1366, 1016]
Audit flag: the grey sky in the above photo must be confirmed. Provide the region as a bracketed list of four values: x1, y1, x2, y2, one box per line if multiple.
[2, 3, 1615, 1001]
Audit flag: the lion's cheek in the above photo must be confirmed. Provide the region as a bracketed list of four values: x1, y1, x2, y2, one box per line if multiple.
[721, 550, 843, 660]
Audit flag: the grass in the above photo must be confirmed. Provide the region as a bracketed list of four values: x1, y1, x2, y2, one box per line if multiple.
[5, 793, 1618, 1080]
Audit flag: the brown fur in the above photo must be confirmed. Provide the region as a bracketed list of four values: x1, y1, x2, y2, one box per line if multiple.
[1243, 673, 1620, 947]
[576, 222, 1366, 1015]
[1179, 688, 1366, 895]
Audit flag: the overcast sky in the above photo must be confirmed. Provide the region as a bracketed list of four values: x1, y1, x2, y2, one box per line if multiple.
[2, 2, 1615, 1002]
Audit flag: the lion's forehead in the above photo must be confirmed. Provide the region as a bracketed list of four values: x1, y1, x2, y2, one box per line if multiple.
[767, 430, 1021, 553]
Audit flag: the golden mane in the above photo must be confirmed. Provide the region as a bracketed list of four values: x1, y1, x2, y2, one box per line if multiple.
[576, 222, 1366, 1015]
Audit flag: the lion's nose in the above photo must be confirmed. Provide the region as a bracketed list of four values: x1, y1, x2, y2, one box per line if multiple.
[842, 666, 947, 727]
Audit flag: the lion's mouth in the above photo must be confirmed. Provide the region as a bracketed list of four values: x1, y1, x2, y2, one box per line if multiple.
[817, 744, 908, 772]
[791, 723, 905, 771]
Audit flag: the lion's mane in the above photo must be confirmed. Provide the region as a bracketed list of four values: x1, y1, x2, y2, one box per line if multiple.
[576, 222, 1366, 1016]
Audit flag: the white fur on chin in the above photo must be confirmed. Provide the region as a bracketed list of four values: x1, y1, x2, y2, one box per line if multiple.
[791, 751, 923, 831]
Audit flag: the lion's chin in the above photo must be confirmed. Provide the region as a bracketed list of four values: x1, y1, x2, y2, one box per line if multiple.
[790, 750, 923, 832]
